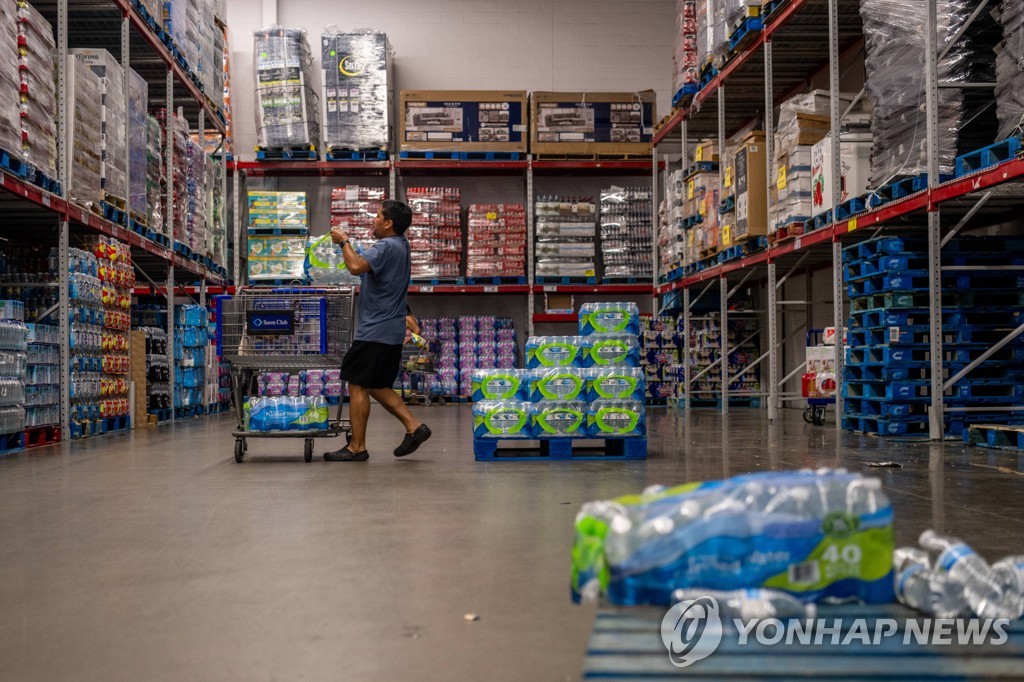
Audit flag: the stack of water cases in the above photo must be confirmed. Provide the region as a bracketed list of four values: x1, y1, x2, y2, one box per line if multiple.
[16, 0, 58, 188]
[163, 0, 190, 69]
[127, 71, 148, 225]
[25, 322, 58, 433]
[145, 115, 165, 236]
[599, 186, 653, 282]
[66, 52, 103, 211]
[88, 237, 133, 427]
[68, 50, 128, 210]
[466, 204, 526, 282]
[320, 28, 392, 155]
[68, 248, 102, 437]
[0, 301, 28, 452]
[254, 26, 319, 154]
[139, 327, 170, 416]
[154, 109, 188, 245]
[842, 235, 1024, 437]
[204, 303, 228, 411]
[454, 317, 516, 398]
[0, 0, 21, 162]
[185, 139, 207, 257]
[174, 304, 206, 415]
[472, 303, 645, 444]
[407, 187, 462, 281]
[253, 370, 344, 402]
[535, 196, 597, 282]
[247, 191, 308, 284]
[417, 318, 458, 398]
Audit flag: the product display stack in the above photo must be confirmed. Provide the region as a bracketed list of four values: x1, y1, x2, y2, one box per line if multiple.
[466, 204, 526, 283]
[535, 195, 597, 283]
[450, 316, 517, 398]
[92, 237, 133, 430]
[66, 52, 104, 211]
[253, 26, 319, 154]
[995, 0, 1024, 140]
[672, 0, 699, 103]
[329, 185, 384, 237]
[0, 300, 28, 453]
[407, 187, 462, 282]
[416, 318, 459, 398]
[16, 0, 58, 189]
[684, 313, 762, 406]
[472, 303, 646, 459]
[0, 0, 22, 162]
[206, 158, 225, 260]
[599, 187, 653, 283]
[320, 28, 392, 156]
[69, 49, 128, 212]
[185, 139, 208, 257]
[25, 321, 58, 444]
[203, 306, 228, 413]
[174, 304, 206, 417]
[685, 141, 721, 261]
[768, 92, 834, 237]
[640, 315, 684, 403]
[658, 169, 687, 276]
[140, 326, 170, 419]
[127, 70, 148, 225]
[246, 191, 309, 284]
[154, 109, 189, 246]
[145, 115, 165, 237]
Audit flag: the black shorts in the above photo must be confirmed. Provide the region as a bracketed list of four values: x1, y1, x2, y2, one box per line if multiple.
[341, 340, 404, 389]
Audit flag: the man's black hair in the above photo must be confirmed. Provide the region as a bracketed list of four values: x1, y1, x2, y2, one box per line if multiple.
[381, 200, 413, 235]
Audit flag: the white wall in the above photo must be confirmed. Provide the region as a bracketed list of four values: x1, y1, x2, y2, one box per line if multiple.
[227, 0, 676, 158]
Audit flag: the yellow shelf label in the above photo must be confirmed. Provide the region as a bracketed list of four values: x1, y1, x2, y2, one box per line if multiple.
[687, 180, 695, 200]
[722, 224, 732, 246]
[848, 217, 858, 232]
[695, 146, 703, 162]
[777, 165, 788, 191]
[724, 166, 734, 188]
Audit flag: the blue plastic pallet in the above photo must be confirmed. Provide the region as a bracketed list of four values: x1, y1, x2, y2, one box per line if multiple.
[719, 195, 736, 213]
[0, 148, 28, 179]
[0, 430, 25, 455]
[149, 408, 172, 423]
[255, 147, 317, 161]
[325, 149, 388, 162]
[473, 436, 647, 461]
[728, 16, 763, 51]
[600, 277, 648, 285]
[671, 82, 700, 107]
[698, 64, 719, 89]
[964, 424, 1024, 451]
[717, 245, 743, 263]
[465, 276, 527, 285]
[411, 277, 466, 286]
[29, 168, 62, 196]
[683, 161, 718, 178]
[741, 235, 769, 254]
[955, 136, 1023, 177]
[681, 214, 704, 229]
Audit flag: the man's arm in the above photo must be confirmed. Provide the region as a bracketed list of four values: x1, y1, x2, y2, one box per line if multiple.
[330, 228, 371, 275]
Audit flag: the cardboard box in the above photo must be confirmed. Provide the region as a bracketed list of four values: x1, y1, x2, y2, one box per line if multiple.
[811, 134, 872, 217]
[399, 90, 528, 152]
[130, 330, 148, 428]
[732, 132, 768, 243]
[530, 91, 655, 156]
[544, 294, 575, 314]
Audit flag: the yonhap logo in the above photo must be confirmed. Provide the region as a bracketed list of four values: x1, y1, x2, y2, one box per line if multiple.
[660, 596, 724, 668]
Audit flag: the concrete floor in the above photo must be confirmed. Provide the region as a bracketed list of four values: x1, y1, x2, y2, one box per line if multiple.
[2, 406, 1024, 681]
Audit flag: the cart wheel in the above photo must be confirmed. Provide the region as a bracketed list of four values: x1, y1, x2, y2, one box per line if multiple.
[803, 407, 814, 424]
[234, 438, 245, 463]
[304, 439, 313, 463]
[813, 406, 827, 426]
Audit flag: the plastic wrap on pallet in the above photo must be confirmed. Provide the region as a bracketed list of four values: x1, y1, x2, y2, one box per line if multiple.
[407, 187, 461, 280]
[186, 140, 207, 256]
[860, 0, 997, 185]
[600, 187, 653, 280]
[155, 109, 188, 241]
[321, 28, 392, 151]
[145, 115, 164, 234]
[66, 55, 104, 210]
[466, 204, 526, 279]
[69, 49, 128, 204]
[163, 1, 187, 60]
[16, 0, 58, 181]
[535, 196, 597, 279]
[254, 25, 319, 150]
[673, 0, 699, 98]
[128, 69, 148, 221]
[139, 0, 161, 25]
[995, 0, 1024, 140]
[0, 1, 21, 160]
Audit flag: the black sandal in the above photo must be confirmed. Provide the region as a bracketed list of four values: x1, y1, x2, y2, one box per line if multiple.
[324, 446, 369, 462]
[394, 424, 432, 457]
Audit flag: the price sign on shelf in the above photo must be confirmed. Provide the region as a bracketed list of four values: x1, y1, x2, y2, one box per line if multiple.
[695, 145, 703, 162]
[847, 218, 858, 232]
[419, 285, 433, 293]
[483, 285, 498, 293]
[722, 224, 731, 246]
[543, 285, 557, 292]
[41, 194, 50, 208]
[777, 165, 788, 191]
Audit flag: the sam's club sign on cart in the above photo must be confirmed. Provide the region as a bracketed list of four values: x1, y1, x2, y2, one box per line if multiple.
[247, 310, 295, 336]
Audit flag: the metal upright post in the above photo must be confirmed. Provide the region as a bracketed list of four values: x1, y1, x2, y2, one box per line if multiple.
[681, 119, 689, 269]
[221, 137, 227, 274]
[58, 0, 69, 440]
[167, 265, 175, 424]
[683, 286, 691, 408]
[924, 0, 944, 440]
[720, 277, 729, 414]
[527, 156, 535, 337]
[767, 261, 778, 420]
[121, 15, 131, 214]
[166, 69, 176, 424]
[389, 159, 397, 200]
[829, 0, 845, 428]
[233, 168, 242, 285]
[652, 154, 659, 313]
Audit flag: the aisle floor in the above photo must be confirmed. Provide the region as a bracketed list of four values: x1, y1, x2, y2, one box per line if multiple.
[2, 406, 1024, 681]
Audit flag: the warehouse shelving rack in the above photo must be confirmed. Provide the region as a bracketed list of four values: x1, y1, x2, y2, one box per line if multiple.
[229, 156, 661, 337]
[653, 0, 1024, 439]
[0, 0, 231, 436]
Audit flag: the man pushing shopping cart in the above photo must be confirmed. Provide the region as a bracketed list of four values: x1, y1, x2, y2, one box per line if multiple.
[323, 200, 432, 462]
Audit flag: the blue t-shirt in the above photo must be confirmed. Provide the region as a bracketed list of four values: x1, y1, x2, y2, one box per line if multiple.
[355, 235, 410, 344]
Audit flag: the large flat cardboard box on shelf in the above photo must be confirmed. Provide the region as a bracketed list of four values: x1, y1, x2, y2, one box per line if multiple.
[530, 91, 655, 156]
[733, 131, 768, 243]
[399, 90, 528, 153]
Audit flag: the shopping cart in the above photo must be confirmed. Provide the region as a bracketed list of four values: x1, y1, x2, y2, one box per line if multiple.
[217, 286, 354, 462]
[398, 334, 441, 405]
[802, 328, 837, 427]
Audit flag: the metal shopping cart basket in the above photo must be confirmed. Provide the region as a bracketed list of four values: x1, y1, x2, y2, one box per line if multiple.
[217, 286, 354, 462]
[399, 334, 441, 405]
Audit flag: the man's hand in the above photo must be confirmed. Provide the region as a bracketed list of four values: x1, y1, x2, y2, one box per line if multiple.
[330, 227, 350, 245]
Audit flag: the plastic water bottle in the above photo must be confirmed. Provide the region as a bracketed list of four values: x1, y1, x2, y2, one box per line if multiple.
[671, 588, 814, 622]
[893, 546, 969, 618]
[992, 556, 1024, 617]
[919, 531, 1023, 619]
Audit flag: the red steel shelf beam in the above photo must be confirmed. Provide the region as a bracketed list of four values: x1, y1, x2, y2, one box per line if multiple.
[232, 160, 391, 176]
